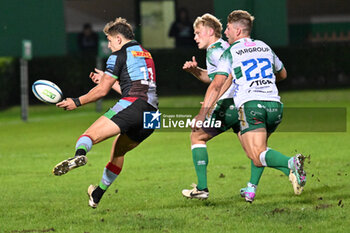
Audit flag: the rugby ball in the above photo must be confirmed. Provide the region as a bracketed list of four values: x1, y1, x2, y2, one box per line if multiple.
[32, 80, 63, 104]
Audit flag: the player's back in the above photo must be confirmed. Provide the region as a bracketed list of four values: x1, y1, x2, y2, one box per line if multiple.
[106, 41, 158, 108]
[227, 38, 283, 107]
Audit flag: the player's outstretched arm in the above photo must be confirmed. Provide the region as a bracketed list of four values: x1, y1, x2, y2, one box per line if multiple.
[192, 74, 227, 129]
[183, 56, 211, 84]
[80, 73, 116, 104]
[56, 73, 116, 110]
[215, 74, 233, 102]
[90, 68, 121, 94]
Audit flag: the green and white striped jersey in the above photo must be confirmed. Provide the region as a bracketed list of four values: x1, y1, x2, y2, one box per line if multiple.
[217, 37, 284, 108]
[206, 38, 234, 100]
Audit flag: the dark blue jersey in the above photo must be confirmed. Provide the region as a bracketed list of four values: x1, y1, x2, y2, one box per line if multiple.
[105, 40, 158, 108]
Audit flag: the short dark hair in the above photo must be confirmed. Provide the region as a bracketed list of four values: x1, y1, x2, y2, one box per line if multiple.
[103, 17, 134, 40]
[227, 10, 255, 35]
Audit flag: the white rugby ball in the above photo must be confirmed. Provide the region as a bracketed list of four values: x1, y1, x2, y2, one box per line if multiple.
[32, 80, 63, 104]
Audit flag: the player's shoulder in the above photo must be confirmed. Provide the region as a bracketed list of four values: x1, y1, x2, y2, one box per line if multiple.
[218, 44, 234, 62]
[106, 43, 131, 68]
[252, 39, 272, 49]
[117, 40, 141, 55]
[207, 39, 229, 59]
[208, 39, 229, 51]
[229, 38, 273, 55]
[106, 52, 118, 67]
[126, 41, 153, 56]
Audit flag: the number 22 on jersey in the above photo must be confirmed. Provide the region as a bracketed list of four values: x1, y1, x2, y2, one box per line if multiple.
[239, 58, 273, 81]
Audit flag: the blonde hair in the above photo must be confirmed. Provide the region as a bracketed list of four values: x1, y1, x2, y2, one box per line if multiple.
[193, 13, 222, 38]
[227, 10, 255, 35]
[103, 17, 134, 39]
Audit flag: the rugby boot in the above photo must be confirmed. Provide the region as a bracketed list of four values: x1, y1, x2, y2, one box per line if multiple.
[182, 183, 209, 200]
[289, 170, 304, 195]
[288, 154, 307, 187]
[240, 183, 257, 203]
[52, 155, 88, 176]
[87, 185, 99, 208]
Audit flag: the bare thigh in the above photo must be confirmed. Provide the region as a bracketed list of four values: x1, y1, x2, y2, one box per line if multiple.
[240, 128, 267, 166]
[110, 134, 140, 167]
[190, 128, 213, 145]
[83, 116, 121, 144]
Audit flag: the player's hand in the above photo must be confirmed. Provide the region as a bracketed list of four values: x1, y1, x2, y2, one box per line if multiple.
[56, 98, 77, 111]
[191, 113, 206, 131]
[183, 56, 198, 73]
[89, 68, 104, 84]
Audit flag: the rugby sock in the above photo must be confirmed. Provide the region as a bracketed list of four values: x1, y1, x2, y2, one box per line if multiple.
[192, 144, 209, 190]
[93, 162, 122, 203]
[249, 162, 289, 186]
[249, 160, 265, 185]
[99, 162, 122, 190]
[273, 167, 290, 176]
[75, 135, 93, 157]
[92, 186, 105, 203]
[259, 148, 289, 176]
[260, 148, 290, 168]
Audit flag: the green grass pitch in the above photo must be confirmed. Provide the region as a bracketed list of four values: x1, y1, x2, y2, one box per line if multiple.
[0, 89, 349, 232]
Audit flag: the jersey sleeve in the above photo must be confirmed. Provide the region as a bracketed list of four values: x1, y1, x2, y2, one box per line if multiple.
[216, 49, 232, 77]
[207, 48, 223, 80]
[272, 50, 284, 73]
[105, 54, 120, 79]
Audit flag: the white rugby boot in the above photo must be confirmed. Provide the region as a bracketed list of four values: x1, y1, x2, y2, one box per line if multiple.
[52, 155, 88, 176]
[182, 183, 209, 200]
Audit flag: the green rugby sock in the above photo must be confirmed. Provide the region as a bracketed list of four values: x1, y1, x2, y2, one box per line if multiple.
[249, 160, 265, 185]
[273, 167, 290, 176]
[192, 145, 209, 190]
[264, 149, 290, 168]
[249, 162, 289, 186]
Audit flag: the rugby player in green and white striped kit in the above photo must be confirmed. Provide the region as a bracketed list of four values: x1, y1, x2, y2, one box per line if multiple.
[181, 13, 240, 200]
[192, 10, 306, 202]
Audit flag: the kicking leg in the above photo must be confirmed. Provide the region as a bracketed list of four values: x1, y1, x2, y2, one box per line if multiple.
[53, 116, 121, 176]
[242, 129, 306, 198]
[240, 132, 290, 198]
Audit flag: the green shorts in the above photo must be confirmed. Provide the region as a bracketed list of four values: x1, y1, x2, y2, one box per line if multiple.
[204, 98, 240, 136]
[238, 100, 283, 135]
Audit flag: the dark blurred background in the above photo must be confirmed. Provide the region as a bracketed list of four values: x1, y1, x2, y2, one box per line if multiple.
[0, 0, 349, 108]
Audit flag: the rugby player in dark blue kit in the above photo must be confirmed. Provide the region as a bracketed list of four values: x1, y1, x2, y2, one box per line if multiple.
[53, 17, 158, 208]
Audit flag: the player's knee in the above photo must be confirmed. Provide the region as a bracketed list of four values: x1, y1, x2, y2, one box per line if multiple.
[246, 149, 264, 167]
[191, 130, 211, 144]
[89, 135, 100, 144]
[113, 151, 126, 158]
[252, 158, 263, 167]
[254, 148, 268, 167]
[112, 146, 128, 157]
[114, 142, 138, 157]
[80, 132, 97, 144]
[190, 131, 200, 144]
